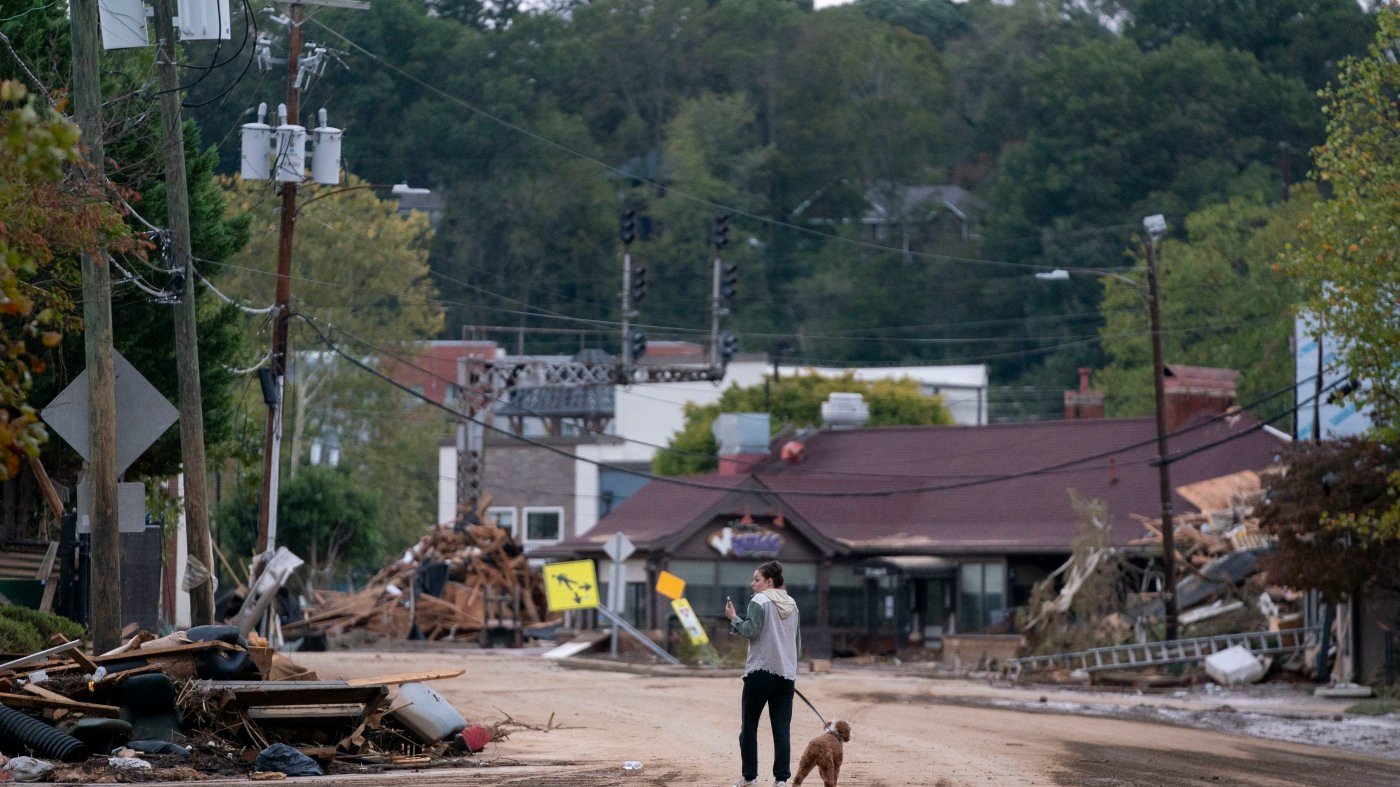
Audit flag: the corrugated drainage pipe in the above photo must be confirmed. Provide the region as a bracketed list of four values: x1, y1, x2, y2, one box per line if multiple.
[0, 703, 90, 762]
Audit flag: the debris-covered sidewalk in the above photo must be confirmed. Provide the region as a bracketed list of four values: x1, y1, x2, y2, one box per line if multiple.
[0, 622, 496, 783]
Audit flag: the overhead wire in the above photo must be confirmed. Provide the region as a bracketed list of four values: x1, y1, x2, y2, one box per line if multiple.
[304, 16, 1130, 275]
[299, 313, 1327, 499]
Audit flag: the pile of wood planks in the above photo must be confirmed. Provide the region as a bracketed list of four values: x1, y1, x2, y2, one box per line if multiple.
[289, 523, 554, 641]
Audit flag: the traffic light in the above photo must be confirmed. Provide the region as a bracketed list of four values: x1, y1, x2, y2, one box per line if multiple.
[630, 264, 648, 303]
[619, 207, 638, 245]
[720, 262, 738, 302]
[629, 330, 647, 359]
[710, 212, 730, 249]
[719, 331, 738, 363]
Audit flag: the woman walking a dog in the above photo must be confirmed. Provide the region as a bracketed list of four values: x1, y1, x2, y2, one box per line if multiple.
[725, 560, 800, 787]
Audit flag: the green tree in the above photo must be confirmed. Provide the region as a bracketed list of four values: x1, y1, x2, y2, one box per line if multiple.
[217, 464, 383, 589]
[653, 372, 952, 475]
[1125, 0, 1375, 89]
[1095, 194, 1307, 425]
[219, 173, 444, 476]
[1287, 8, 1400, 430]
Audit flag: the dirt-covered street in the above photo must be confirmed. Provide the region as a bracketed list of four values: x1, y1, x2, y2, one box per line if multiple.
[222, 647, 1400, 787]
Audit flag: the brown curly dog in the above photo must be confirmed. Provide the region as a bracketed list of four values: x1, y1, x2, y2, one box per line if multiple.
[792, 719, 851, 787]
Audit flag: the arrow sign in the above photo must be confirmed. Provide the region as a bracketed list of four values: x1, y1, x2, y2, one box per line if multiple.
[543, 560, 600, 612]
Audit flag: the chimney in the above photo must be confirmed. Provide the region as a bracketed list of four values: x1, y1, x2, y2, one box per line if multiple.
[1064, 367, 1105, 420]
[712, 412, 770, 475]
[1163, 365, 1239, 431]
[821, 392, 870, 429]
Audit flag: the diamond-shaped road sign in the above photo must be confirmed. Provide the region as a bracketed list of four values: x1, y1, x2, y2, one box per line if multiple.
[41, 350, 179, 475]
[603, 531, 636, 564]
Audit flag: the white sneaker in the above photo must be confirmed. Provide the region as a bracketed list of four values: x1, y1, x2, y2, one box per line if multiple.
[731, 781, 756, 787]
[774, 782, 789, 787]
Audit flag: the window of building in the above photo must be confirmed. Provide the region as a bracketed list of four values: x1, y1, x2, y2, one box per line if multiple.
[827, 564, 866, 629]
[957, 561, 1007, 633]
[523, 507, 563, 544]
[487, 507, 516, 535]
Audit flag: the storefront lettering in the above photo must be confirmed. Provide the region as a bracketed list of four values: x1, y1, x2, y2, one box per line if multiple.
[708, 523, 784, 559]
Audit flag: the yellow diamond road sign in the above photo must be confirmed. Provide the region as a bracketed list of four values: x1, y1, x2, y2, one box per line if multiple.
[543, 560, 600, 612]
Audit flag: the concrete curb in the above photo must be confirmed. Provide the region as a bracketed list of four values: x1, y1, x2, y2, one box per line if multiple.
[553, 656, 742, 678]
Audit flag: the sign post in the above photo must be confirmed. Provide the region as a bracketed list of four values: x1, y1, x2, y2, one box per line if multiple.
[602, 532, 636, 658]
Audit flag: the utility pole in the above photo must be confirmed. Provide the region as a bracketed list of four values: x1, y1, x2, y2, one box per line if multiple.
[251, 0, 365, 561]
[153, 0, 215, 625]
[256, 2, 306, 560]
[70, 0, 121, 652]
[1143, 214, 1178, 642]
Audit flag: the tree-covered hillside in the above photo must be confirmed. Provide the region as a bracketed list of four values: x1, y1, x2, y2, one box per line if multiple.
[182, 0, 1374, 420]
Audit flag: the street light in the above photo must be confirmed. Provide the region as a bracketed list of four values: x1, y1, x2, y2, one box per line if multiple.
[1036, 213, 1181, 641]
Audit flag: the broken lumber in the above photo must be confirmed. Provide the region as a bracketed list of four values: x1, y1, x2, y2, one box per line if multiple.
[0, 690, 120, 718]
[344, 669, 464, 688]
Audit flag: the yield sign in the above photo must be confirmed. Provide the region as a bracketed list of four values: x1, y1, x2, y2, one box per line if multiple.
[41, 350, 179, 475]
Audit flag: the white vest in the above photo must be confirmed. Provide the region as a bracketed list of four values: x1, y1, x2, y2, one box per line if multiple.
[744, 594, 800, 681]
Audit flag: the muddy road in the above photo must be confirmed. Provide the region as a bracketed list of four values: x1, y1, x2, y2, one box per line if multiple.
[262, 648, 1400, 786]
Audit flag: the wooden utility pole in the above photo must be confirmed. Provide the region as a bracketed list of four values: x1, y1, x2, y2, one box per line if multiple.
[69, 0, 121, 652]
[1144, 221, 1178, 642]
[154, 0, 215, 625]
[256, 3, 305, 559]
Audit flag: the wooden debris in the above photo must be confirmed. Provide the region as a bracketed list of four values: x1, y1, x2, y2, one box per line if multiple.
[251, 771, 287, 781]
[0, 690, 120, 718]
[345, 669, 465, 687]
[297, 520, 558, 641]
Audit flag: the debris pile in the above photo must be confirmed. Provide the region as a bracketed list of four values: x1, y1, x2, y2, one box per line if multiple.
[290, 522, 555, 642]
[0, 625, 485, 782]
[1015, 471, 1317, 684]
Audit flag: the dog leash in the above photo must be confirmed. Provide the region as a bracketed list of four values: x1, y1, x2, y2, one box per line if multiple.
[795, 686, 823, 722]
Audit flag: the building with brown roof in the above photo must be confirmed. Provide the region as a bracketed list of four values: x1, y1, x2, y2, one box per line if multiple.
[544, 395, 1289, 655]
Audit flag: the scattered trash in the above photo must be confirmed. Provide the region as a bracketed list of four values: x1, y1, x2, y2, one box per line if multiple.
[1204, 646, 1267, 686]
[0, 703, 89, 762]
[107, 756, 152, 769]
[253, 743, 323, 777]
[1, 756, 54, 782]
[623, 760, 644, 771]
[125, 739, 190, 756]
[458, 723, 492, 753]
[389, 682, 467, 742]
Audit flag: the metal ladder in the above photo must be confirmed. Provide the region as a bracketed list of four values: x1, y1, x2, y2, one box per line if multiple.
[1009, 626, 1321, 679]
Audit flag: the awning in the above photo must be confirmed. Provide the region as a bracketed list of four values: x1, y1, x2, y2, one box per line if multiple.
[853, 555, 957, 578]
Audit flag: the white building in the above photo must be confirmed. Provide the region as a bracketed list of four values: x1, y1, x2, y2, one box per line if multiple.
[437, 351, 988, 540]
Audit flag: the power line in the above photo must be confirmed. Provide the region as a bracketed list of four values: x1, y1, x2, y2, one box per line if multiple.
[302, 16, 1125, 275]
[300, 314, 1323, 499]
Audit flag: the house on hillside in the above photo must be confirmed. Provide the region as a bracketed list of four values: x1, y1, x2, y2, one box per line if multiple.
[863, 183, 986, 258]
[541, 368, 1289, 652]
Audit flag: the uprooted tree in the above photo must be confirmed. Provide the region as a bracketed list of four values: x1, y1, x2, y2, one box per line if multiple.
[1020, 493, 1136, 656]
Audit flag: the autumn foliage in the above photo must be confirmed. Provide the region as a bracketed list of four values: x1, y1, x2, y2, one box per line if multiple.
[0, 81, 133, 478]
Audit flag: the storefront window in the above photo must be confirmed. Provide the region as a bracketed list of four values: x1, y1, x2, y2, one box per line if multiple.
[826, 565, 865, 629]
[957, 562, 1006, 633]
[669, 560, 719, 616]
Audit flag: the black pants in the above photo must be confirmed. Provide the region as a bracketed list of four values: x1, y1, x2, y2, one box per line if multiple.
[739, 670, 794, 782]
